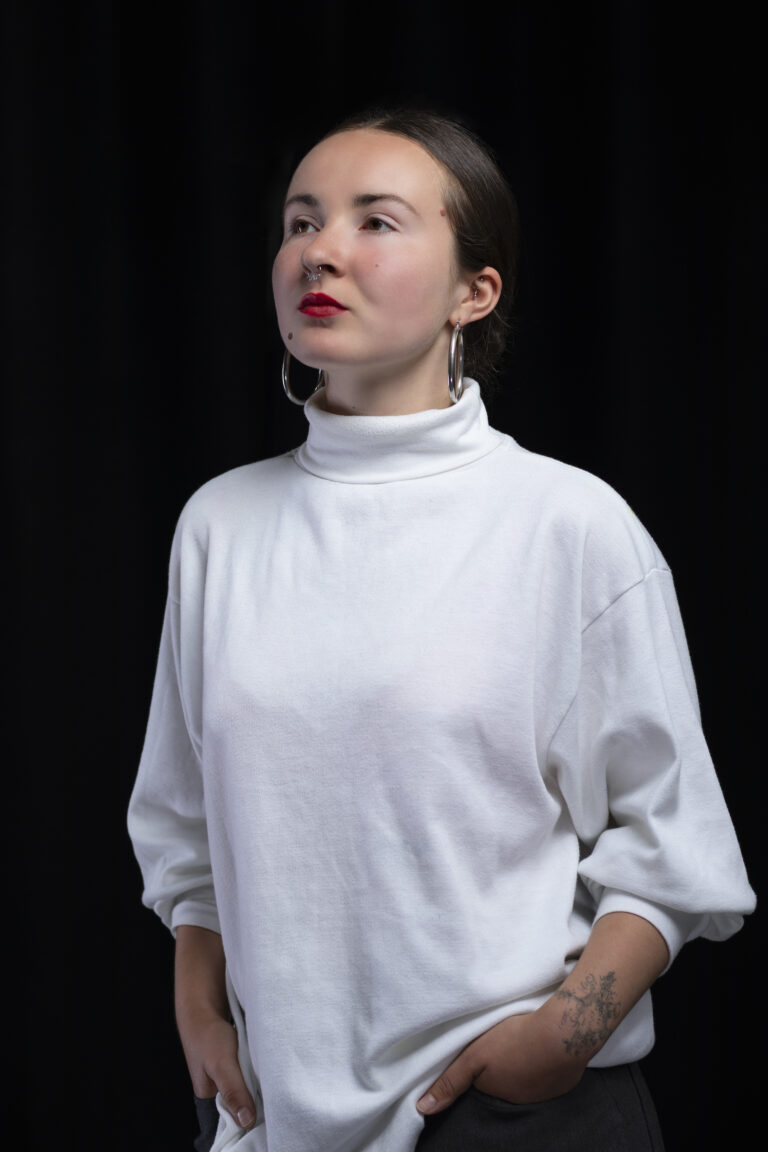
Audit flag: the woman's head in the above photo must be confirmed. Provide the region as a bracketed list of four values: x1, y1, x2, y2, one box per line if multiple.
[272, 109, 519, 412]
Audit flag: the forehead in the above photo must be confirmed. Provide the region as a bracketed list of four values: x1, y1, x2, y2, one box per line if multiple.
[286, 128, 448, 207]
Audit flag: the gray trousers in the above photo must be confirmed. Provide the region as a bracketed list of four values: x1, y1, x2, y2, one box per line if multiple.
[416, 1063, 664, 1152]
[193, 1063, 664, 1152]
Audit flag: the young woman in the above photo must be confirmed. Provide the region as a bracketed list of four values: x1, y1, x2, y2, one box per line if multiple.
[128, 110, 755, 1152]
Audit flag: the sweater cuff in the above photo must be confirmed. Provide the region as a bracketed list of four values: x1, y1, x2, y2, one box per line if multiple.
[594, 889, 706, 970]
[170, 900, 221, 938]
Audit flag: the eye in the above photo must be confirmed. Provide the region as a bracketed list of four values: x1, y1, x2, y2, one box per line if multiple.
[362, 217, 394, 232]
[287, 218, 317, 236]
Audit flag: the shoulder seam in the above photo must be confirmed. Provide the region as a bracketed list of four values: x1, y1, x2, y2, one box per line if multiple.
[582, 566, 671, 636]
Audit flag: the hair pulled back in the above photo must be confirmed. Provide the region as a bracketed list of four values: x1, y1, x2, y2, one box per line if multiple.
[324, 108, 519, 388]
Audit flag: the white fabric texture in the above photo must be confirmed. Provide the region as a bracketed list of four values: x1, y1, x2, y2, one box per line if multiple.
[128, 381, 755, 1152]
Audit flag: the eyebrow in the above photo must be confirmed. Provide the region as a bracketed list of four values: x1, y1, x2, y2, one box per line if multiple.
[283, 192, 420, 215]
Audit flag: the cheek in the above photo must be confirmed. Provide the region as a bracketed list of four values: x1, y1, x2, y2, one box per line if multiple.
[272, 250, 289, 296]
[366, 252, 454, 321]
[272, 253, 294, 320]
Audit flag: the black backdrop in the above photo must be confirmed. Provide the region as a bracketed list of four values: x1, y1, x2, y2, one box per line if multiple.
[3, 3, 764, 1150]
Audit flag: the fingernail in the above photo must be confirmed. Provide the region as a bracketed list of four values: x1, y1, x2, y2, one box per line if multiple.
[237, 1107, 255, 1127]
[417, 1093, 438, 1115]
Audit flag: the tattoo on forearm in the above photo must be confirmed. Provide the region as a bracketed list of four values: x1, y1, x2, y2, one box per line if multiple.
[554, 972, 621, 1056]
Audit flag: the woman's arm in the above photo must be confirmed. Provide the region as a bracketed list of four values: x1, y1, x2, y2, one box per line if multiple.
[417, 910, 669, 1114]
[175, 925, 258, 1130]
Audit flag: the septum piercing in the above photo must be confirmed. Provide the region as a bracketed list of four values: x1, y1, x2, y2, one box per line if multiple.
[305, 265, 323, 282]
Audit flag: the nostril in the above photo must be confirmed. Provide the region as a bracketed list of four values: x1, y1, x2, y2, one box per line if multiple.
[302, 259, 335, 282]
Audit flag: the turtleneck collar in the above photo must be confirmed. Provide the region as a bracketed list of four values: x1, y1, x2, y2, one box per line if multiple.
[293, 380, 503, 484]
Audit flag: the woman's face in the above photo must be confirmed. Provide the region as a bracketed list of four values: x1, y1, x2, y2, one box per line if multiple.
[272, 128, 474, 409]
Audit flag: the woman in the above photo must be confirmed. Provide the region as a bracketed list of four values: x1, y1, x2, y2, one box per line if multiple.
[128, 109, 755, 1152]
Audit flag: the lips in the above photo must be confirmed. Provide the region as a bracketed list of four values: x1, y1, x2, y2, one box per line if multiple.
[299, 292, 348, 316]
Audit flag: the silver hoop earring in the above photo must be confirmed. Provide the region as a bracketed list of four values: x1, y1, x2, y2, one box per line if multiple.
[282, 349, 325, 406]
[305, 264, 323, 283]
[449, 322, 465, 404]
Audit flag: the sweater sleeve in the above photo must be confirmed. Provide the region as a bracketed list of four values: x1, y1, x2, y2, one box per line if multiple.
[127, 593, 220, 936]
[547, 565, 755, 963]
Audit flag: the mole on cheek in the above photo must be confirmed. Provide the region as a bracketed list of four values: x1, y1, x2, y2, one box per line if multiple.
[287, 332, 293, 340]
[440, 209, 446, 216]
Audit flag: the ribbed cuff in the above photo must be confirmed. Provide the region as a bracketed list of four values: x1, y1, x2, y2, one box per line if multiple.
[170, 901, 221, 937]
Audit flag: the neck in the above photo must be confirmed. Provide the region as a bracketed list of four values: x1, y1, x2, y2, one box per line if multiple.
[319, 341, 453, 416]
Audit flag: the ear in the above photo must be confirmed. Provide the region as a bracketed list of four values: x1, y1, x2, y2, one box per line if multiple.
[450, 266, 502, 328]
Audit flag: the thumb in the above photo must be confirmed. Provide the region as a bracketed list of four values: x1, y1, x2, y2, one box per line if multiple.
[216, 1063, 258, 1130]
[417, 1055, 476, 1116]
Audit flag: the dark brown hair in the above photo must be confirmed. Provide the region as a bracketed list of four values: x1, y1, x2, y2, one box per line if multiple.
[324, 108, 520, 389]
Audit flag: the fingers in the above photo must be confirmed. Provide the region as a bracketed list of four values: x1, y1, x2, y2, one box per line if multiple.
[185, 1019, 258, 1130]
[417, 1056, 477, 1116]
[217, 1069, 260, 1133]
[208, 1054, 258, 1130]
[190, 1068, 218, 1099]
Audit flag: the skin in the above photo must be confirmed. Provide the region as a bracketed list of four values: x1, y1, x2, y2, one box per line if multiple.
[175, 925, 258, 1128]
[174, 129, 671, 1131]
[271, 127, 501, 415]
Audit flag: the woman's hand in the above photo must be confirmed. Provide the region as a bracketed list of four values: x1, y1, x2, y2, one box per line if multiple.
[416, 1005, 587, 1114]
[179, 1008, 257, 1127]
[417, 911, 669, 1116]
[175, 925, 258, 1130]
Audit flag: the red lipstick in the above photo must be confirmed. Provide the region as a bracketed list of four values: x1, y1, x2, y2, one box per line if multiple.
[299, 293, 348, 317]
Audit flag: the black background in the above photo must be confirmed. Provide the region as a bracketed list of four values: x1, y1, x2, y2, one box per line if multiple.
[3, 2, 764, 1149]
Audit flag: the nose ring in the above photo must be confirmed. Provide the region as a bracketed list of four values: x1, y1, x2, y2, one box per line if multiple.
[305, 264, 323, 283]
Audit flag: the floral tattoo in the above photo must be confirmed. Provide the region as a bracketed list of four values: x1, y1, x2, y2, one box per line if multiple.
[554, 972, 622, 1056]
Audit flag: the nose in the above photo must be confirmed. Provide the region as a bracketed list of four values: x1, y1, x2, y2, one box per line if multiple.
[300, 220, 345, 278]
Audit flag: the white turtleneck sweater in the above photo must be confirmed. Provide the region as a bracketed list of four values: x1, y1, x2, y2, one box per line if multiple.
[128, 382, 755, 1152]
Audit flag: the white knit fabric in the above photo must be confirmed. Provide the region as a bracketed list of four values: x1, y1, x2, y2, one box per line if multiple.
[129, 381, 755, 1152]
